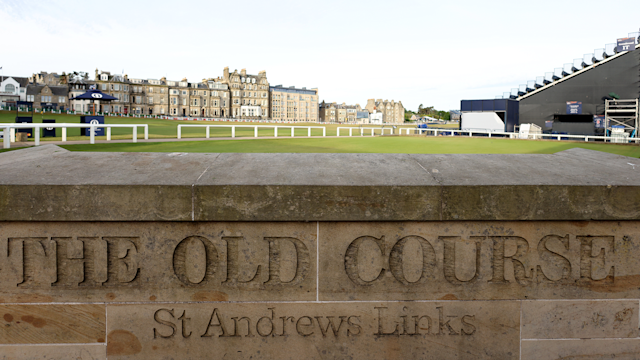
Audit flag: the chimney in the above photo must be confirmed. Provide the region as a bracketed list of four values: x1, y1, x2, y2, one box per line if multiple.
[223, 67, 230, 80]
[241, 69, 247, 76]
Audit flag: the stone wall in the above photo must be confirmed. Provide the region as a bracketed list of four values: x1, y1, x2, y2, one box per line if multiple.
[0, 145, 639, 359]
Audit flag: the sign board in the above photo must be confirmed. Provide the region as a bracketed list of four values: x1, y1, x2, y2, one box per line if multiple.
[566, 101, 582, 114]
[593, 115, 605, 129]
[616, 37, 636, 52]
[81, 115, 105, 136]
[545, 120, 554, 128]
[42, 119, 56, 137]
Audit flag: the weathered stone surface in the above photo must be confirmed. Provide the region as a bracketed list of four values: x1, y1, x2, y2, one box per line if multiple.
[106, 301, 519, 360]
[319, 221, 640, 300]
[521, 339, 640, 359]
[0, 222, 316, 303]
[0, 304, 105, 344]
[1, 146, 638, 221]
[522, 300, 639, 339]
[0, 345, 105, 359]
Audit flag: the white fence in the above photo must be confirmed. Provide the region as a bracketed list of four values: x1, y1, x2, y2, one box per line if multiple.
[177, 124, 326, 139]
[399, 127, 640, 143]
[2, 123, 149, 149]
[336, 127, 396, 136]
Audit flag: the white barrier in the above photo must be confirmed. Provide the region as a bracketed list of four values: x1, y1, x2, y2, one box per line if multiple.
[336, 127, 395, 136]
[2, 123, 148, 149]
[177, 124, 326, 139]
[399, 127, 640, 143]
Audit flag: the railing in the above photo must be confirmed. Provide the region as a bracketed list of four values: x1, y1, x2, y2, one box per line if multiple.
[336, 127, 395, 136]
[2, 123, 149, 149]
[398, 127, 640, 143]
[177, 124, 326, 139]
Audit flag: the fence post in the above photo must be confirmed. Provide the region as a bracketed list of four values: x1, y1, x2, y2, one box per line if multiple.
[323, 127, 326, 137]
[308, 127, 311, 137]
[62, 127, 67, 142]
[232, 126, 235, 138]
[274, 127, 278, 137]
[3, 127, 10, 149]
[34, 126, 40, 146]
[90, 126, 95, 144]
[133, 127, 137, 143]
[254, 126, 258, 138]
[349, 128, 353, 137]
[144, 126, 149, 140]
[206, 126, 210, 139]
[177, 125, 182, 139]
[107, 127, 111, 141]
[291, 127, 294, 137]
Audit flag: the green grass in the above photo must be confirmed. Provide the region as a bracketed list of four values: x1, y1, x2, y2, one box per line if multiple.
[0, 110, 447, 141]
[58, 137, 640, 157]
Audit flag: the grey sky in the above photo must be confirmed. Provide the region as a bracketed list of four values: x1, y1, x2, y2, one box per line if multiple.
[1, 0, 638, 111]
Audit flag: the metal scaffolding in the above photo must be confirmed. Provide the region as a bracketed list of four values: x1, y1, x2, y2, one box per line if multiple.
[604, 99, 639, 137]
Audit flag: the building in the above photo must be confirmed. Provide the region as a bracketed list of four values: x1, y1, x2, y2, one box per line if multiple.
[29, 72, 61, 86]
[364, 99, 405, 124]
[370, 110, 383, 124]
[270, 85, 318, 122]
[318, 101, 337, 123]
[356, 110, 370, 124]
[93, 70, 132, 114]
[68, 76, 95, 113]
[318, 101, 361, 123]
[221, 67, 269, 119]
[0, 76, 28, 107]
[26, 84, 69, 111]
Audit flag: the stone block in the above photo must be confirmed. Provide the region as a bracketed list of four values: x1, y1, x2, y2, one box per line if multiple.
[0, 304, 105, 344]
[0, 222, 316, 303]
[521, 339, 640, 359]
[106, 301, 519, 360]
[319, 221, 640, 300]
[522, 300, 639, 339]
[0, 345, 105, 359]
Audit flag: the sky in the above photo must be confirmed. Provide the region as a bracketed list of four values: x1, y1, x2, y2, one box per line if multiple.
[1, 0, 638, 111]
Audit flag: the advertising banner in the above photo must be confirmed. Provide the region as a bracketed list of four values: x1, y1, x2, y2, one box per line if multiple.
[593, 115, 605, 129]
[566, 101, 582, 114]
[616, 37, 637, 52]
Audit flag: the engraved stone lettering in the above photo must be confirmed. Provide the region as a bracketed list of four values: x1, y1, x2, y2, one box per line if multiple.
[388, 236, 436, 285]
[374, 307, 400, 336]
[153, 308, 176, 339]
[489, 236, 531, 285]
[314, 316, 346, 337]
[231, 317, 254, 337]
[51, 237, 102, 287]
[437, 306, 459, 335]
[201, 308, 230, 337]
[178, 310, 192, 338]
[221, 237, 261, 285]
[256, 308, 275, 337]
[344, 236, 386, 286]
[346, 316, 362, 336]
[461, 315, 476, 335]
[442, 236, 482, 285]
[173, 236, 218, 286]
[104, 237, 140, 286]
[578, 236, 615, 282]
[296, 316, 314, 336]
[264, 237, 309, 286]
[9, 237, 49, 287]
[536, 235, 571, 283]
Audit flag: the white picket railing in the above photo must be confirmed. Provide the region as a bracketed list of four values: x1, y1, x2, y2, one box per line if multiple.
[2, 123, 148, 149]
[177, 124, 326, 139]
[336, 127, 396, 136]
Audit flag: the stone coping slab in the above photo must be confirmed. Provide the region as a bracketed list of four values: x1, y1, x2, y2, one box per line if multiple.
[0, 145, 638, 221]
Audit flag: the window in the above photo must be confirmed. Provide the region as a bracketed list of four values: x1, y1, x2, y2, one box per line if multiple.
[124, 85, 129, 91]
[5, 84, 15, 92]
[161, 88, 165, 94]
[203, 99, 207, 106]
[183, 99, 187, 106]
[59, 96, 65, 103]
[203, 91, 207, 96]
[149, 87, 153, 93]
[148, 97, 154, 104]
[101, 84, 107, 90]
[171, 97, 177, 105]
[27, 95, 34, 101]
[182, 91, 187, 95]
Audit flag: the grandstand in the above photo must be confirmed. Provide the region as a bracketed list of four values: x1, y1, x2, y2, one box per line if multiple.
[496, 30, 640, 137]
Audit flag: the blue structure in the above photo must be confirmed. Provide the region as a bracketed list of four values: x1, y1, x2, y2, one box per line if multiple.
[460, 99, 520, 132]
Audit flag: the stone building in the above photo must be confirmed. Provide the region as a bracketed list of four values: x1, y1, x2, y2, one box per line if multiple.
[221, 67, 269, 119]
[365, 99, 405, 124]
[167, 79, 190, 116]
[270, 85, 318, 122]
[29, 72, 61, 86]
[26, 84, 69, 111]
[318, 101, 361, 123]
